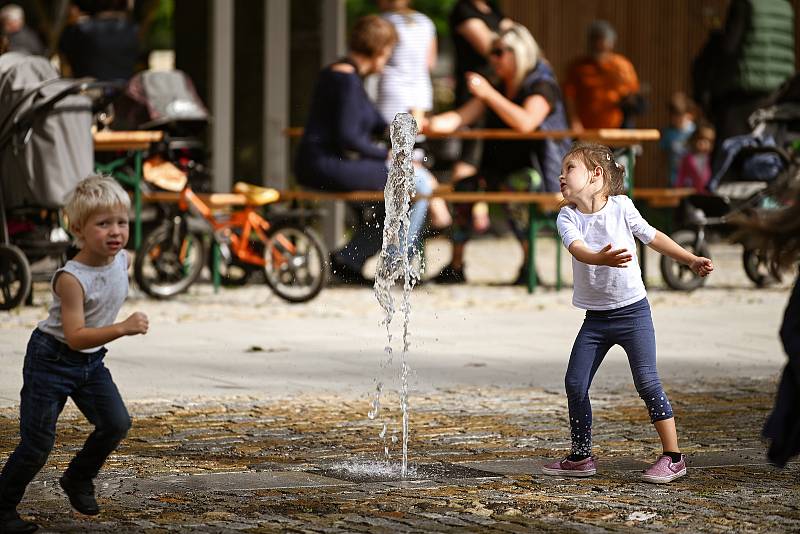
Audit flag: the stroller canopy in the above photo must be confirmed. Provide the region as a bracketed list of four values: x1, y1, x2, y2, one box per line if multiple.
[0, 52, 93, 209]
[116, 69, 208, 130]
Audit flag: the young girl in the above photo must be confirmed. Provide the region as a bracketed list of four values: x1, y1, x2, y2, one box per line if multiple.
[676, 122, 715, 193]
[542, 142, 713, 483]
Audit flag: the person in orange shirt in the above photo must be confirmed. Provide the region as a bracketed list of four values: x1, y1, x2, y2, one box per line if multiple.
[563, 20, 640, 131]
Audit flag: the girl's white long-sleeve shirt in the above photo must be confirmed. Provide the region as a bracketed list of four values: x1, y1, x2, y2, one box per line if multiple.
[557, 195, 656, 310]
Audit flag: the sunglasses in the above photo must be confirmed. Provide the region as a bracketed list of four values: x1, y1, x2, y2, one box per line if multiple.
[489, 47, 511, 57]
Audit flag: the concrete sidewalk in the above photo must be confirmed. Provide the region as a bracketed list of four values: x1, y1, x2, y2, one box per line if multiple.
[0, 240, 791, 405]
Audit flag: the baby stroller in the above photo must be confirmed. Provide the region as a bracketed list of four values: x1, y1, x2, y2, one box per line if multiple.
[661, 75, 800, 290]
[0, 52, 120, 310]
[112, 69, 211, 191]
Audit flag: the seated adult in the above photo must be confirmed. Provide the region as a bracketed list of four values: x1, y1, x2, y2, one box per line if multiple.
[295, 14, 432, 284]
[1, 4, 46, 57]
[424, 23, 569, 284]
[563, 20, 640, 130]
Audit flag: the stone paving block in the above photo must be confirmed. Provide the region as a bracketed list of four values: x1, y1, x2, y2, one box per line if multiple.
[459, 456, 651, 476]
[136, 470, 354, 492]
[312, 462, 503, 484]
[687, 448, 774, 468]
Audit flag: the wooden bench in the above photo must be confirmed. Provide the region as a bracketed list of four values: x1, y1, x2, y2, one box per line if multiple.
[131, 127, 671, 292]
[138, 187, 694, 292]
[139, 188, 563, 292]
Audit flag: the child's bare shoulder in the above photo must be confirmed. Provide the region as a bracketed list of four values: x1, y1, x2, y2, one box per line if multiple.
[54, 271, 84, 301]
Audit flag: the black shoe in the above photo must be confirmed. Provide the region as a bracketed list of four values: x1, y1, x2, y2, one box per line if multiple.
[58, 475, 99, 516]
[432, 264, 466, 284]
[0, 510, 38, 533]
[329, 255, 371, 286]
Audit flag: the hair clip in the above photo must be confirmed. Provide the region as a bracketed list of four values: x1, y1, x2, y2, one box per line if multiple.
[606, 153, 611, 161]
[615, 161, 623, 169]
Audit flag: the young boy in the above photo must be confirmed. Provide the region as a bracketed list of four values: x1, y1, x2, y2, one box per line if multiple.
[0, 175, 148, 533]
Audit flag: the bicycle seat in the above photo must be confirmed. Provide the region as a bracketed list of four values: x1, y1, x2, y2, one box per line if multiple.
[233, 182, 280, 205]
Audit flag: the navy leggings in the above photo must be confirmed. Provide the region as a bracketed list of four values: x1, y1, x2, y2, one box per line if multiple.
[565, 298, 673, 456]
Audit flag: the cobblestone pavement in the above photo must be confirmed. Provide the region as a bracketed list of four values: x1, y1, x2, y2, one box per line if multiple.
[1, 378, 798, 533]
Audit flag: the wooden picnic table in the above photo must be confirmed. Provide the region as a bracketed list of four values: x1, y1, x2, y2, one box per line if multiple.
[283, 127, 660, 145]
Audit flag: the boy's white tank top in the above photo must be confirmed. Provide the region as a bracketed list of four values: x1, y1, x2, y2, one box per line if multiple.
[38, 250, 129, 353]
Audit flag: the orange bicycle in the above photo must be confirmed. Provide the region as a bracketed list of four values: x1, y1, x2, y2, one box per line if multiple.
[133, 179, 328, 303]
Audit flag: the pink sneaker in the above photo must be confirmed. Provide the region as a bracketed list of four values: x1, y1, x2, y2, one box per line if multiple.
[642, 454, 687, 483]
[541, 456, 596, 477]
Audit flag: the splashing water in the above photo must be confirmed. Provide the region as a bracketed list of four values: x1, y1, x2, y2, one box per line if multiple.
[327, 459, 419, 480]
[373, 113, 418, 477]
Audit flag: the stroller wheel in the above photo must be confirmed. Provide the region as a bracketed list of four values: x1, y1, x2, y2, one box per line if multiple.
[743, 248, 776, 287]
[0, 244, 32, 310]
[660, 230, 710, 291]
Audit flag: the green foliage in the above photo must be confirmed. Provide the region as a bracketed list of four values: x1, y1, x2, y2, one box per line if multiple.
[347, 0, 459, 38]
[146, 0, 174, 50]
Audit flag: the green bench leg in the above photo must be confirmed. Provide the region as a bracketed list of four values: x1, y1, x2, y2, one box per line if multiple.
[212, 242, 221, 293]
[527, 204, 537, 293]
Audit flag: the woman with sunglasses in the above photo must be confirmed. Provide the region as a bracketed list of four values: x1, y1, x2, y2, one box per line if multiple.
[425, 23, 570, 284]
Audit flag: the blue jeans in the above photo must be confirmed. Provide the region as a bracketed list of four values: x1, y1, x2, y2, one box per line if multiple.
[565, 298, 673, 456]
[0, 329, 131, 512]
[336, 166, 432, 270]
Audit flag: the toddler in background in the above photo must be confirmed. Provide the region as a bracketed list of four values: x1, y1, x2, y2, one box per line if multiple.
[676, 122, 715, 193]
[659, 92, 697, 186]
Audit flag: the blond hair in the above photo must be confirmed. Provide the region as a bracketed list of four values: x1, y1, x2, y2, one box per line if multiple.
[497, 23, 540, 89]
[65, 175, 130, 232]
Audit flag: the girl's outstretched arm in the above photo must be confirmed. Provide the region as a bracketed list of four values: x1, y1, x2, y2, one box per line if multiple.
[648, 230, 714, 276]
[568, 240, 633, 267]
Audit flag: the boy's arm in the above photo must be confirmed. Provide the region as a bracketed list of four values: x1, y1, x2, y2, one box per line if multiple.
[57, 273, 148, 351]
[567, 240, 633, 267]
[647, 230, 714, 276]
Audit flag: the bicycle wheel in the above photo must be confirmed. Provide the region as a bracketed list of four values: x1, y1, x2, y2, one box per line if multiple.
[743, 247, 776, 287]
[263, 224, 327, 303]
[134, 221, 206, 299]
[659, 230, 710, 291]
[0, 244, 32, 310]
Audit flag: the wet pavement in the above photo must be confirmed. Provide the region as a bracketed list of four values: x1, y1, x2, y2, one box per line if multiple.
[0, 239, 798, 532]
[1, 379, 798, 533]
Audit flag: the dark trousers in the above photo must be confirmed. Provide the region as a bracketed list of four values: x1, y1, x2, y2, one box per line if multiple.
[565, 298, 674, 456]
[0, 329, 131, 511]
